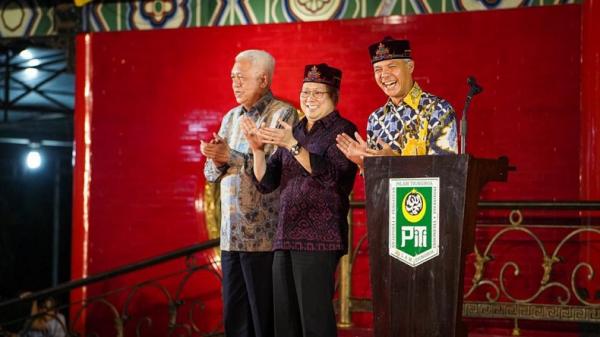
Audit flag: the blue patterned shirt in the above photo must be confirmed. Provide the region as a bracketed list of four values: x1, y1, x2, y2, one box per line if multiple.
[204, 92, 298, 251]
[366, 82, 458, 155]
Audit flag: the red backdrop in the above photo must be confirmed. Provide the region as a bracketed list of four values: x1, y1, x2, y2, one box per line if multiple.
[73, 4, 582, 335]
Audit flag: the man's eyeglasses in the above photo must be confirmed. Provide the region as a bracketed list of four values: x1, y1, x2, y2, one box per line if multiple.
[300, 90, 328, 99]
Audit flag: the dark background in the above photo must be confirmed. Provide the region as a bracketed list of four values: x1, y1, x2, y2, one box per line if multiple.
[0, 143, 72, 298]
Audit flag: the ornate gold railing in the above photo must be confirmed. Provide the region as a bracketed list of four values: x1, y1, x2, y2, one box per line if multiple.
[336, 201, 600, 335]
[5, 191, 598, 336]
[0, 239, 223, 337]
[464, 209, 600, 335]
[204, 182, 600, 333]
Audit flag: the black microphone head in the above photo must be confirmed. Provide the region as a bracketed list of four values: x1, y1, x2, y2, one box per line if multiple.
[467, 76, 483, 95]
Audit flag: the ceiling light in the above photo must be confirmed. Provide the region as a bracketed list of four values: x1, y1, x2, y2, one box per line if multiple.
[24, 68, 38, 78]
[26, 149, 42, 170]
[27, 59, 41, 67]
[19, 49, 33, 59]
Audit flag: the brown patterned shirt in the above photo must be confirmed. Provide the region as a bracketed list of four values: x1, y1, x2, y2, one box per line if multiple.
[204, 92, 298, 251]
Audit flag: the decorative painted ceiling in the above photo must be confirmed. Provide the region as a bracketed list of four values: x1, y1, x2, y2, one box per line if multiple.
[86, 0, 576, 31]
[0, 1, 55, 37]
[0, 0, 577, 36]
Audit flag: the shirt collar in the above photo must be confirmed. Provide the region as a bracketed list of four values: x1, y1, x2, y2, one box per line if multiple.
[242, 91, 273, 116]
[384, 81, 422, 113]
[300, 110, 339, 131]
[319, 110, 339, 129]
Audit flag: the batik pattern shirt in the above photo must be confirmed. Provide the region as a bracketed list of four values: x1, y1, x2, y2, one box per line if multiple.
[253, 111, 358, 253]
[204, 92, 298, 252]
[366, 82, 458, 155]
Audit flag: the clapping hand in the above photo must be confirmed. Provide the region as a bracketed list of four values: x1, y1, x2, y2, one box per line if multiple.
[200, 133, 230, 166]
[240, 116, 266, 152]
[336, 132, 398, 168]
[336, 132, 370, 167]
[370, 138, 396, 156]
[257, 119, 296, 149]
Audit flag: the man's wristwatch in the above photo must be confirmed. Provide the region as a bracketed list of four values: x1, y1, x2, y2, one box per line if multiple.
[289, 142, 302, 156]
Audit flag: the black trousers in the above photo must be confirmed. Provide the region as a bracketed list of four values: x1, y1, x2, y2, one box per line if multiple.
[272, 250, 340, 337]
[221, 250, 274, 337]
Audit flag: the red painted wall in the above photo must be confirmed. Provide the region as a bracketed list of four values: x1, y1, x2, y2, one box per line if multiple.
[73, 5, 582, 335]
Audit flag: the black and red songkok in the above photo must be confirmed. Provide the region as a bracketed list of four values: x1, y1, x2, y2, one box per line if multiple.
[303, 63, 342, 89]
[369, 36, 411, 64]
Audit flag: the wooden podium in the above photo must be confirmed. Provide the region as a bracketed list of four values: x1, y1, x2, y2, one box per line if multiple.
[364, 155, 510, 337]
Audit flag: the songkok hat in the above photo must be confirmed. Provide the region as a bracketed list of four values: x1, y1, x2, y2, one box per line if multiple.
[369, 36, 411, 64]
[303, 63, 342, 89]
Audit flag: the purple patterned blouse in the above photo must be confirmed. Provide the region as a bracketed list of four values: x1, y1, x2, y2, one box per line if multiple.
[254, 111, 358, 252]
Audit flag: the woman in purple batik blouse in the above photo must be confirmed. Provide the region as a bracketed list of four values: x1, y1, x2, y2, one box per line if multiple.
[241, 63, 358, 337]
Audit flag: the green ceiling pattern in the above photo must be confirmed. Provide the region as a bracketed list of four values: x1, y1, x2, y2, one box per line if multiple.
[0, 1, 55, 37]
[0, 0, 577, 36]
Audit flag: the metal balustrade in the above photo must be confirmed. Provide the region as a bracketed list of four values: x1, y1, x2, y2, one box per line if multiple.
[2, 202, 600, 336]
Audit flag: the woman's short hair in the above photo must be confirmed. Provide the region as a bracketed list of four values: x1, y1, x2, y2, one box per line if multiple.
[328, 87, 340, 105]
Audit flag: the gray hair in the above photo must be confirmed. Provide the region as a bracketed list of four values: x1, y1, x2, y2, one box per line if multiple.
[235, 49, 275, 84]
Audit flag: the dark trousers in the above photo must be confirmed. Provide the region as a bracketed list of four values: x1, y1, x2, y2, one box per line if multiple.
[221, 250, 274, 337]
[272, 250, 340, 337]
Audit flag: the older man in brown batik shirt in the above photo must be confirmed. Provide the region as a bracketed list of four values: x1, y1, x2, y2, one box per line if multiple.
[201, 50, 297, 337]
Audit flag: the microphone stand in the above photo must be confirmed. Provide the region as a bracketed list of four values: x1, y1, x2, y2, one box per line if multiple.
[460, 77, 482, 154]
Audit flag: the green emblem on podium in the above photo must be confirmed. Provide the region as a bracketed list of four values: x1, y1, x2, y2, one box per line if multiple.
[389, 177, 440, 267]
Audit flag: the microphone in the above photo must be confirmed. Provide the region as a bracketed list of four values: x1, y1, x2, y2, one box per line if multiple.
[467, 76, 483, 96]
[460, 76, 483, 154]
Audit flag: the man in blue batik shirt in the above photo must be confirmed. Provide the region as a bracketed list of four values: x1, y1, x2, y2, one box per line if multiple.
[336, 37, 457, 172]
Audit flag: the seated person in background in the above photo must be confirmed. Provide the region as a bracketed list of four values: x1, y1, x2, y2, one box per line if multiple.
[38, 297, 66, 337]
[21, 296, 66, 337]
